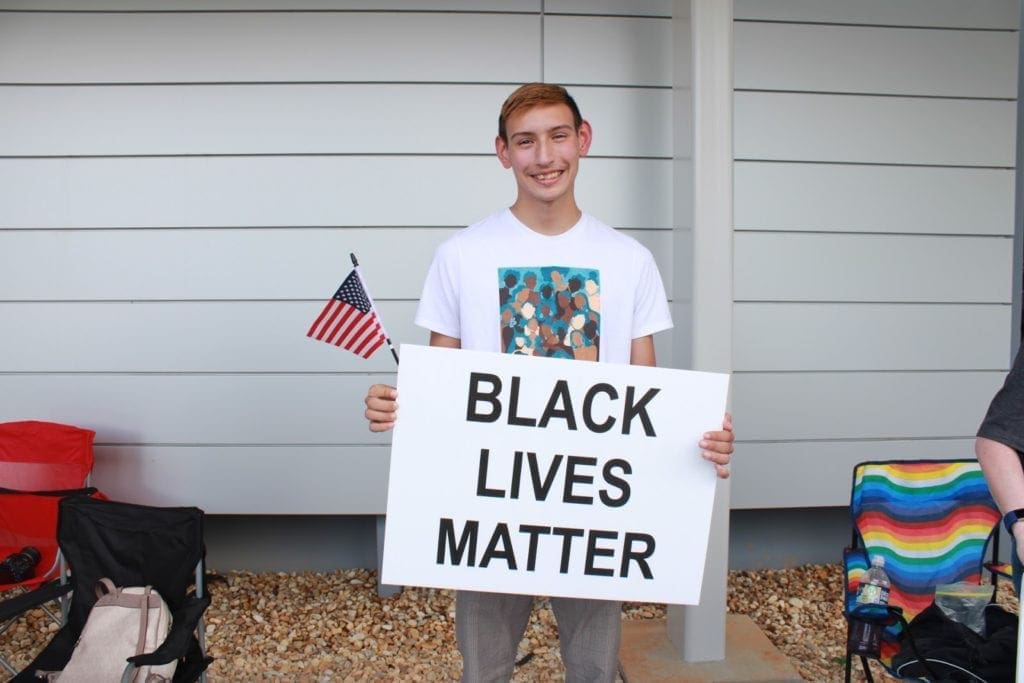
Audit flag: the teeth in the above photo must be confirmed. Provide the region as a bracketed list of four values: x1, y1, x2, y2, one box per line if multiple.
[534, 171, 561, 181]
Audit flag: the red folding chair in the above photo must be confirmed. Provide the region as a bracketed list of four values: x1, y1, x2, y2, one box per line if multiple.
[0, 421, 102, 675]
[0, 420, 96, 491]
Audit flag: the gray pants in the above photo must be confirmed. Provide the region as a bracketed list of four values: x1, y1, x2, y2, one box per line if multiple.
[455, 590, 622, 683]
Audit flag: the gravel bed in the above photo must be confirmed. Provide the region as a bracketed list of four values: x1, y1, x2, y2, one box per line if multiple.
[2, 563, 1017, 681]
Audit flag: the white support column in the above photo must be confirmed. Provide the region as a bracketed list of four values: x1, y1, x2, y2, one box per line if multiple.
[668, 0, 734, 662]
[376, 514, 401, 598]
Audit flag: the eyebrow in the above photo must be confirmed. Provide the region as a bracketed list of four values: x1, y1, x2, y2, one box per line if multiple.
[509, 124, 575, 141]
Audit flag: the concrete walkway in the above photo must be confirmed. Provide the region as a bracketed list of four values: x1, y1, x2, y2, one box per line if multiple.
[619, 615, 804, 682]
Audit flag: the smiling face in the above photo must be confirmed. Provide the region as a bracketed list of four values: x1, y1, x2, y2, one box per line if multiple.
[495, 102, 593, 228]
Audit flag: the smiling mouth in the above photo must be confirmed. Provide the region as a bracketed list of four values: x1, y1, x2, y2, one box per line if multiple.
[532, 170, 564, 183]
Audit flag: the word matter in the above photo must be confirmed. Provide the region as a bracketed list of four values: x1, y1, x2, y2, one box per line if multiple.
[437, 518, 656, 579]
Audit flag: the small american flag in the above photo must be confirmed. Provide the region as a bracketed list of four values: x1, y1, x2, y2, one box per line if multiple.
[307, 269, 386, 359]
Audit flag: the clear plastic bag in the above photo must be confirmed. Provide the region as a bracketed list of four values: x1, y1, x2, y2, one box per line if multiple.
[933, 582, 996, 636]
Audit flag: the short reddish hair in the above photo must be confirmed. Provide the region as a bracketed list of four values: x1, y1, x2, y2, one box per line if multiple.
[498, 83, 583, 143]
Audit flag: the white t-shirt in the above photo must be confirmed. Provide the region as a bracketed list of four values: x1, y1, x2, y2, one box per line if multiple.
[415, 209, 672, 365]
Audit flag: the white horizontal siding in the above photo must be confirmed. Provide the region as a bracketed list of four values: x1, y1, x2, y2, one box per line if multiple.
[25, 0, 652, 16]
[4, 84, 505, 156]
[731, 1, 1019, 510]
[0, 157, 672, 230]
[0, 5, 681, 516]
[0, 228, 673, 300]
[0, 85, 671, 158]
[0, 301, 423, 373]
[0, 1, 537, 9]
[734, 163, 1014, 235]
[734, 233, 1013, 303]
[734, 0, 1018, 30]
[0, 300, 674, 373]
[732, 440, 977, 509]
[735, 92, 1016, 167]
[546, 0, 671, 17]
[0, 228, 442, 300]
[93, 444, 391, 514]
[735, 22, 1017, 98]
[1, 374, 393, 444]
[0, 11, 677, 88]
[734, 303, 1012, 371]
[0, 12, 541, 83]
[544, 15, 672, 86]
[733, 371, 1005, 442]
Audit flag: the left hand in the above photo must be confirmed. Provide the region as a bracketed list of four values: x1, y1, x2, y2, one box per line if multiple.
[700, 413, 733, 479]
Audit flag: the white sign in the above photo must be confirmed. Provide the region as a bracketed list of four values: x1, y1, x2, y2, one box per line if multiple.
[381, 344, 730, 604]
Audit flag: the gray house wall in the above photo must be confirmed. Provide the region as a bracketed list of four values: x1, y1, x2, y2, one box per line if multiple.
[1, 0, 1020, 571]
[728, 0, 1020, 568]
[731, 0, 1018, 511]
[0, 1, 684, 570]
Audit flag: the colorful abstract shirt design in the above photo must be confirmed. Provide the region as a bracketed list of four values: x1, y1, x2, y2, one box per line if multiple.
[498, 266, 601, 361]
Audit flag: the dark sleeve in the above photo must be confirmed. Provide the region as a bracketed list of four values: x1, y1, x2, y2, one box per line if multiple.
[978, 344, 1024, 455]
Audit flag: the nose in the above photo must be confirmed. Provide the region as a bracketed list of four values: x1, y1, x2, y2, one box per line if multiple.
[536, 139, 554, 165]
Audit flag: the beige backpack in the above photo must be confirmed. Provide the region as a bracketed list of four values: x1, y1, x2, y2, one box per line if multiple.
[43, 578, 176, 682]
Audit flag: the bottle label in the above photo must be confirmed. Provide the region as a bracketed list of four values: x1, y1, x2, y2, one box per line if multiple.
[857, 584, 889, 605]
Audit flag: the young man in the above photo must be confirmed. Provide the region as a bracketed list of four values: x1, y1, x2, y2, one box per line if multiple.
[364, 83, 734, 682]
[976, 344, 1024, 594]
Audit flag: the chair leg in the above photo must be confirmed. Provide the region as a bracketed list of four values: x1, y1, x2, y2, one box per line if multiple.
[195, 560, 208, 683]
[859, 655, 875, 682]
[60, 554, 70, 622]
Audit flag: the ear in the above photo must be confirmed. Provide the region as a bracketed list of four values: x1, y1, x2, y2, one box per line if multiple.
[577, 120, 593, 156]
[495, 135, 513, 169]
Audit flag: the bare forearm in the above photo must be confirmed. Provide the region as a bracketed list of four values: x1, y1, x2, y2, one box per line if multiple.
[976, 436, 1024, 514]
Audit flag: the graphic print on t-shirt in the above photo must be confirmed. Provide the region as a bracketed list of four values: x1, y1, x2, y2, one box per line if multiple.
[498, 266, 600, 360]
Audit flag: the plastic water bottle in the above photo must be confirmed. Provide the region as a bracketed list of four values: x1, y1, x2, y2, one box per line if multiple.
[848, 555, 891, 657]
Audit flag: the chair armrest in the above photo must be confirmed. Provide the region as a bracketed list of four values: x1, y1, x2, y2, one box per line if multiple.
[984, 560, 1013, 580]
[847, 603, 903, 626]
[0, 579, 72, 622]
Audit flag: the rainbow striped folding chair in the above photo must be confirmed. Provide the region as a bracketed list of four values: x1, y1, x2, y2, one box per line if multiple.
[842, 460, 1003, 683]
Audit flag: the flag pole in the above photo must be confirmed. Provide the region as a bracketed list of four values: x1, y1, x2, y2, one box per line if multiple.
[351, 252, 400, 366]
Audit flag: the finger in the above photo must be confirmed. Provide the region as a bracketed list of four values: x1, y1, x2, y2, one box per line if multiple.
[702, 449, 731, 466]
[722, 412, 733, 432]
[365, 404, 396, 418]
[715, 463, 731, 479]
[365, 407, 397, 425]
[699, 437, 734, 454]
[702, 429, 735, 444]
[368, 384, 398, 400]
[368, 420, 396, 433]
[365, 397, 398, 412]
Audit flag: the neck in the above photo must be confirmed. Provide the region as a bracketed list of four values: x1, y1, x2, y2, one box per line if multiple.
[509, 198, 582, 236]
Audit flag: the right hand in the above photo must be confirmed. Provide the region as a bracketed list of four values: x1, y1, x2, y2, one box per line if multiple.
[364, 383, 398, 432]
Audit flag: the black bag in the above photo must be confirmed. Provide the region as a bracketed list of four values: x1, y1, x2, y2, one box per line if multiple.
[891, 602, 1017, 682]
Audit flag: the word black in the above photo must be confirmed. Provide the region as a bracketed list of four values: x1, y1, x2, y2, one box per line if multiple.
[466, 373, 661, 437]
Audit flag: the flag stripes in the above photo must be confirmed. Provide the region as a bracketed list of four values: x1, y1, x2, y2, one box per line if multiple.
[307, 269, 386, 359]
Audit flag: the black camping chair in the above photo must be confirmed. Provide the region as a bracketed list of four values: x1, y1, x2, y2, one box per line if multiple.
[3, 496, 213, 682]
